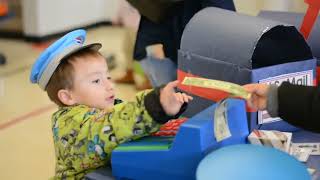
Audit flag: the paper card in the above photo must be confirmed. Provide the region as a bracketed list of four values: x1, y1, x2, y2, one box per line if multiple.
[248, 130, 292, 153]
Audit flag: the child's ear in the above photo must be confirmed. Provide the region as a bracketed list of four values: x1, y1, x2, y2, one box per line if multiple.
[57, 89, 76, 106]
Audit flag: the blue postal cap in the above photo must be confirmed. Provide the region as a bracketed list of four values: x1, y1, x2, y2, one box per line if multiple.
[30, 29, 102, 90]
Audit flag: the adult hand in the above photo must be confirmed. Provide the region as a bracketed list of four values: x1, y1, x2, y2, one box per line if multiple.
[243, 83, 270, 111]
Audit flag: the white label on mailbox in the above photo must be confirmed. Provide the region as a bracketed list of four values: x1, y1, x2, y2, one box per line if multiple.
[258, 70, 313, 124]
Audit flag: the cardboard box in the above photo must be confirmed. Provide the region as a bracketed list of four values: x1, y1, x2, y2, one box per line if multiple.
[177, 7, 317, 132]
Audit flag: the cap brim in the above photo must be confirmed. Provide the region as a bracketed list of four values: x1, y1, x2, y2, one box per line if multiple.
[63, 43, 102, 60]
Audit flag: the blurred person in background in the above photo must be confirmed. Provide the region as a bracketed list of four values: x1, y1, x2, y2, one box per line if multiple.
[112, 0, 152, 90]
[127, 0, 236, 87]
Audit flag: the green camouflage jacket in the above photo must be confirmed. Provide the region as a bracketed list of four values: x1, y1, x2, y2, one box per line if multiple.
[51, 88, 180, 179]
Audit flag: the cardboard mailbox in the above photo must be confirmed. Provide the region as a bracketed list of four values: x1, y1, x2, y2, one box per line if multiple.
[258, 10, 320, 82]
[259, 11, 320, 60]
[177, 7, 317, 132]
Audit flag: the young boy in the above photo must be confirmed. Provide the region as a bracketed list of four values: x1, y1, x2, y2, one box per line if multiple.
[30, 29, 192, 179]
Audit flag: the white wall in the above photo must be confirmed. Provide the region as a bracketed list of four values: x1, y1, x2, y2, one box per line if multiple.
[22, 0, 310, 37]
[288, 0, 308, 12]
[262, 0, 307, 12]
[22, 0, 119, 37]
[235, 0, 308, 16]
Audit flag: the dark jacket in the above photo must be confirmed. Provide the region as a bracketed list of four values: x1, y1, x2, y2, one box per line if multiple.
[127, 0, 181, 23]
[278, 82, 320, 133]
[130, 0, 236, 62]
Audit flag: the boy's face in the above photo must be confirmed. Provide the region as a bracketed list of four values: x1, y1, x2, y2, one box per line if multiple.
[68, 55, 115, 109]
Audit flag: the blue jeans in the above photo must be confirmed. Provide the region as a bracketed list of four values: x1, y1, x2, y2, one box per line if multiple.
[140, 56, 177, 87]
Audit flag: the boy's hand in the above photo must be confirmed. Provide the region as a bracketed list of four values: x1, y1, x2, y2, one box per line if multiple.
[160, 81, 193, 116]
[243, 83, 270, 111]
